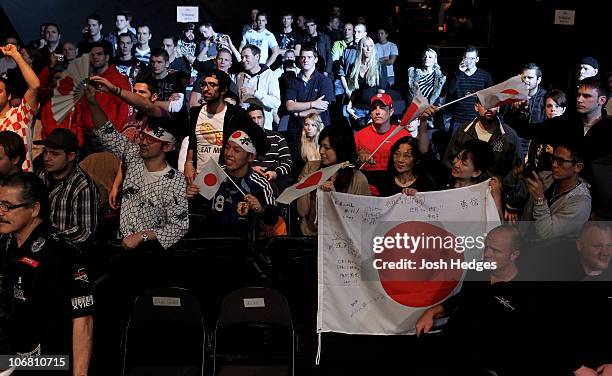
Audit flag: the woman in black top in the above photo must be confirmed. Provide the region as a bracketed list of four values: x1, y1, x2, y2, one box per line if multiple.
[379, 136, 436, 196]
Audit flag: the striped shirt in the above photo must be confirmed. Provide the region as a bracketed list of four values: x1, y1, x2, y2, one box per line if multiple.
[38, 166, 99, 243]
[0, 98, 38, 172]
[448, 68, 493, 125]
[417, 72, 435, 99]
[254, 130, 292, 177]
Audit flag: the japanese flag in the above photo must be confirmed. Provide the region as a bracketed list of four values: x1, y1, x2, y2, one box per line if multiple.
[276, 162, 345, 204]
[195, 158, 227, 200]
[399, 91, 430, 127]
[476, 75, 529, 109]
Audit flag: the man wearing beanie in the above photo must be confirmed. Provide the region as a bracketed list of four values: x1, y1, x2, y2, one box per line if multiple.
[578, 56, 599, 81]
[36, 128, 99, 243]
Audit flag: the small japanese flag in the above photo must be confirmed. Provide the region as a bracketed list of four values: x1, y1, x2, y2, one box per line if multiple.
[195, 158, 227, 199]
[276, 162, 345, 204]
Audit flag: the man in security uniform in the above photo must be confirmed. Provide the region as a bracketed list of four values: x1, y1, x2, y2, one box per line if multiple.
[0, 173, 94, 375]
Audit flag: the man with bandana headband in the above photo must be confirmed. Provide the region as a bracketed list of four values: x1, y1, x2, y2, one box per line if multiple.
[186, 129, 279, 238]
[84, 84, 188, 251]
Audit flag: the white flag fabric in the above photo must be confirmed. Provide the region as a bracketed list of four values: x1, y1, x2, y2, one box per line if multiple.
[317, 180, 501, 338]
[476, 75, 529, 110]
[276, 162, 344, 204]
[195, 158, 226, 199]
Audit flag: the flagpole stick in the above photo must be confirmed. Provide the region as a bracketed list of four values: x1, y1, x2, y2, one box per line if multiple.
[214, 160, 247, 197]
[435, 92, 478, 111]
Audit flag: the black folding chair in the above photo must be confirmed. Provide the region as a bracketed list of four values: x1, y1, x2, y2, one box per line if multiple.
[213, 287, 295, 376]
[122, 287, 205, 376]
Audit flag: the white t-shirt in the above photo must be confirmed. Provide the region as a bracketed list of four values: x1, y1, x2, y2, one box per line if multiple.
[475, 122, 493, 142]
[375, 41, 399, 78]
[195, 105, 227, 168]
[241, 29, 278, 64]
[144, 164, 172, 186]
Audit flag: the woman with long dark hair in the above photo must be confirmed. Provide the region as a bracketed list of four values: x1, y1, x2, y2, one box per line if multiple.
[296, 126, 370, 235]
[380, 136, 436, 196]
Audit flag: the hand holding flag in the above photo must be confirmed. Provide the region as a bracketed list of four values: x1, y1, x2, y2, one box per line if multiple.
[276, 162, 346, 204]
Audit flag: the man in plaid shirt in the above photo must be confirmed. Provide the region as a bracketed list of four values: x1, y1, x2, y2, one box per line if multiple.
[0, 44, 40, 172]
[36, 129, 99, 243]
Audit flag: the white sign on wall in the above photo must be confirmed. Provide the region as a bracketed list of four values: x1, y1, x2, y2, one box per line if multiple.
[177, 6, 199, 23]
[554, 9, 575, 25]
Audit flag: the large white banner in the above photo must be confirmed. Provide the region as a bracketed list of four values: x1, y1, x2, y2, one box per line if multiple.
[317, 180, 501, 337]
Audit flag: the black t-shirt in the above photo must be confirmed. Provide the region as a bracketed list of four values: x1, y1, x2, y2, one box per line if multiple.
[0, 223, 94, 355]
[153, 73, 185, 101]
[275, 30, 303, 51]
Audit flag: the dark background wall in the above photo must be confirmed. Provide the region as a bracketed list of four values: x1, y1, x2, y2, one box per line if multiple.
[1, 0, 608, 91]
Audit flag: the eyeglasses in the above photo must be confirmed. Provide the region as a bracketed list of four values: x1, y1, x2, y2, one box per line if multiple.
[551, 155, 578, 165]
[0, 201, 32, 212]
[201, 81, 219, 89]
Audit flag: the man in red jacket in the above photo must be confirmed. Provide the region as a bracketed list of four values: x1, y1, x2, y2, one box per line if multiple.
[77, 42, 131, 156]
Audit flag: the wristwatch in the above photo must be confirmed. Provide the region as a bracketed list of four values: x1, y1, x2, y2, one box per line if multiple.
[141, 232, 149, 242]
[534, 197, 546, 206]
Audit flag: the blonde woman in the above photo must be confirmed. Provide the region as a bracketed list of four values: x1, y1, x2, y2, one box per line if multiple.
[301, 113, 324, 162]
[345, 36, 387, 129]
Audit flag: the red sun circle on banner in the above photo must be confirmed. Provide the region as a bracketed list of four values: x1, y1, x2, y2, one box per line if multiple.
[203, 173, 218, 186]
[375, 221, 464, 308]
[296, 171, 323, 189]
[57, 76, 75, 96]
[231, 131, 242, 139]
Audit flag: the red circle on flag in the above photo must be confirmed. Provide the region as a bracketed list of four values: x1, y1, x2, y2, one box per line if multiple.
[231, 131, 242, 139]
[375, 221, 463, 307]
[296, 171, 323, 189]
[57, 76, 75, 95]
[203, 173, 218, 186]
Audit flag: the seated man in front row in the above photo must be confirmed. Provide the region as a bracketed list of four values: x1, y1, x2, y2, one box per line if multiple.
[85, 85, 189, 251]
[0, 173, 94, 375]
[187, 129, 279, 239]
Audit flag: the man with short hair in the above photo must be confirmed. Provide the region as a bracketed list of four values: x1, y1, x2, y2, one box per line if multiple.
[134, 25, 153, 66]
[0, 172, 94, 374]
[239, 13, 280, 67]
[577, 77, 612, 168]
[85, 85, 189, 250]
[247, 104, 293, 194]
[35, 23, 62, 72]
[112, 32, 145, 82]
[284, 46, 334, 157]
[331, 22, 353, 62]
[575, 221, 612, 280]
[149, 48, 185, 112]
[78, 43, 131, 154]
[303, 18, 332, 75]
[62, 41, 78, 62]
[185, 69, 268, 182]
[37, 128, 99, 243]
[162, 35, 190, 75]
[237, 45, 281, 130]
[355, 93, 420, 194]
[522, 142, 591, 240]
[0, 131, 26, 177]
[445, 46, 493, 134]
[276, 13, 302, 58]
[77, 14, 113, 56]
[375, 28, 398, 86]
[104, 11, 137, 54]
[0, 44, 40, 172]
[323, 15, 343, 42]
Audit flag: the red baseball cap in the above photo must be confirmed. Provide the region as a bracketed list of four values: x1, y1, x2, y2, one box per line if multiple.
[370, 93, 393, 107]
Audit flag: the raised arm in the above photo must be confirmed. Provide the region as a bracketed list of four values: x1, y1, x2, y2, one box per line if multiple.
[0, 44, 40, 108]
[90, 75, 163, 117]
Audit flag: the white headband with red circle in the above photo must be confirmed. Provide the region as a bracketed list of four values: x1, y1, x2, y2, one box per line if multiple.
[228, 130, 257, 154]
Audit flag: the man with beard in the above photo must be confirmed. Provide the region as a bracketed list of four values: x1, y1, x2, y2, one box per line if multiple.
[444, 97, 520, 178]
[184, 69, 268, 183]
